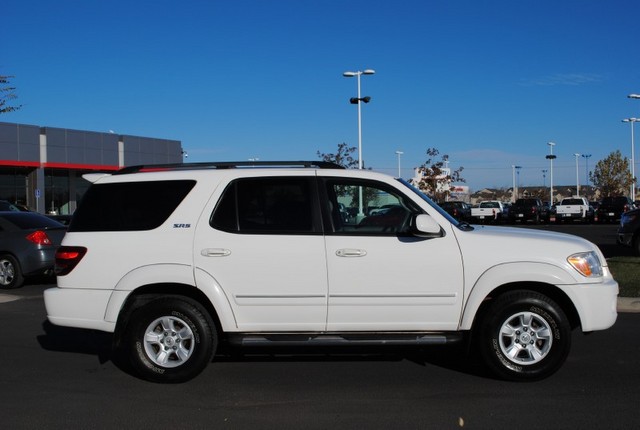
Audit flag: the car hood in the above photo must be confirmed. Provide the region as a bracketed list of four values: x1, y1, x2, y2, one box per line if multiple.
[453, 225, 606, 278]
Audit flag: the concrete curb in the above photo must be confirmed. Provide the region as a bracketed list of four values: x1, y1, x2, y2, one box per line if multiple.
[617, 297, 640, 313]
[0, 294, 20, 304]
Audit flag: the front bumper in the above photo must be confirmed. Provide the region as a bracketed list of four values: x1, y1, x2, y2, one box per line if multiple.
[559, 276, 618, 332]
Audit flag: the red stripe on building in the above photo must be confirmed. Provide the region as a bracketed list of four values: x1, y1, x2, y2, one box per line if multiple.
[42, 162, 120, 171]
[0, 160, 41, 167]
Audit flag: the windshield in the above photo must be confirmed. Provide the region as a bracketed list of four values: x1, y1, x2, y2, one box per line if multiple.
[397, 178, 471, 230]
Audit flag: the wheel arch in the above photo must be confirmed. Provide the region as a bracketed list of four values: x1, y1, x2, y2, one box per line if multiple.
[469, 282, 581, 332]
[112, 283, 223, 346]
[460, 262, 582, 331]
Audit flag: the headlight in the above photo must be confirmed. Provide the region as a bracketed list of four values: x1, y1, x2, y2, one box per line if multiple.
[567, 251, 603, 278]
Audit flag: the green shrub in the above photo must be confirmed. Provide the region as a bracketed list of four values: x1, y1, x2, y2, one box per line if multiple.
[607, 257, 640, 298]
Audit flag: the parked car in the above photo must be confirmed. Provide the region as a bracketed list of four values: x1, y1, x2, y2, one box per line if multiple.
[470, 200, 505, 224]
[439, 201, 472, 222]
[0, 200, 21, 211]
[46, 214, 73, 226]
[0, 212, 67, 289]
[555, 197, 593, 223]
[597, 196, 635, 223]
[44, 161, 618, 383]
[507, 198, 546, 224]
[617, 208, 640, 256]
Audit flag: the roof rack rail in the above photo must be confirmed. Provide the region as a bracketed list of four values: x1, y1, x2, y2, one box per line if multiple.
[114, 160, 345, 175]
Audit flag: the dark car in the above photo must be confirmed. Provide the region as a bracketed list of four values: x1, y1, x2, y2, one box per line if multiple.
[439, 201, 472, 221]
[508, 198, 546, 224]
[618, 208, 640, 256]
[597, 196, 635, 223]
[0, 200, 21, 211]
[0, 212, 67, 289]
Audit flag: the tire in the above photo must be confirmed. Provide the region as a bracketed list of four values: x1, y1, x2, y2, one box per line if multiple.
[478, 290, 571, 381]
[124, 296, 217, 383]
[633, 235, 640, 257]
[0, 254, 24, 289]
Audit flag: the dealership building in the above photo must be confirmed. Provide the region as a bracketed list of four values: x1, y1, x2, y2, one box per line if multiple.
[0, 121, 183, 214]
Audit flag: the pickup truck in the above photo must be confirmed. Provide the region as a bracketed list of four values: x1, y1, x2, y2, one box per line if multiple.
[597, 196, 635, 223]
[555, 197, 593, 223]
[471, 200, 505, 223]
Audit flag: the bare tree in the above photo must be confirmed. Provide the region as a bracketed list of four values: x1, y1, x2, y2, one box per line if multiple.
[0, 75, 21, 114]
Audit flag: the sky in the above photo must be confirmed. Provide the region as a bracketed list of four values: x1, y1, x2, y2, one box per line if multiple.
[3, 0, 640, 190]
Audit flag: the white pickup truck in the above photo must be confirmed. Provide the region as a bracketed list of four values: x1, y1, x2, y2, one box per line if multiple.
[555, 197, 593, 223]
[471, 200, 505, 223]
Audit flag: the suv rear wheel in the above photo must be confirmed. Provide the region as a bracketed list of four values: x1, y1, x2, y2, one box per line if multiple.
[478, 290, 571, 381]
[125, 296, 217, 383]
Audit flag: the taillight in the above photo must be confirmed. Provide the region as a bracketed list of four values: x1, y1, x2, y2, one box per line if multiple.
[26, 230, 52, 245]
[55, 246, 87, 276]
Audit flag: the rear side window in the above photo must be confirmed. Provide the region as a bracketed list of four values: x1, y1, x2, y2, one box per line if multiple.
[69, 180, 196, 232]
[211, 177, 319, 234]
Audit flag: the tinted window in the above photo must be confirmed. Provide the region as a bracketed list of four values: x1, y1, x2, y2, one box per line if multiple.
[69, 180, 196, 232]
[211, 177, 317, 234]
[323, 178, 419, 235]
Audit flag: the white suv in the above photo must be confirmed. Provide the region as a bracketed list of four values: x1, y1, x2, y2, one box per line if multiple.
[44, 161, 618, 383]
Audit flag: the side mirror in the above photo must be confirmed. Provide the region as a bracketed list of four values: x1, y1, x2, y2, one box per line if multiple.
[413, 214, 443, 237]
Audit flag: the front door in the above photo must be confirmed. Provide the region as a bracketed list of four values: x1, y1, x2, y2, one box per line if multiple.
[321, 177, 464, 331]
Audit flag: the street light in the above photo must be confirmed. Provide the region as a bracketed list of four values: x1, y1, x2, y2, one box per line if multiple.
[546, 142, 557, 206]
[574, 153, 581, 196]
[343, 69, 375, 170]
[395, 150, 404, 178]
[542, 169, 548, 188]
[511, 165, 522, 202]
[581, 154, 592, 186]
[622, 117, 638, 201]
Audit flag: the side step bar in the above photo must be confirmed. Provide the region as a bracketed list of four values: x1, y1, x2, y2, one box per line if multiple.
[227, 332, 465, 347]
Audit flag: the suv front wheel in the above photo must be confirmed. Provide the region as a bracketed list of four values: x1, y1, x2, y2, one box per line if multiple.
[478, 290, 571, 381]
[125, 296, 217, 383]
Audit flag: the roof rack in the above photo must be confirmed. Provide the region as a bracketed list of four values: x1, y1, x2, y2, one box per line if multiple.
[114, 160, 345, 175]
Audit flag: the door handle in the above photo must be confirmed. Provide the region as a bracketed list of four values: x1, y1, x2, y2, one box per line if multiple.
[201, 248, 231, 257]
[336, 248, 367, 257]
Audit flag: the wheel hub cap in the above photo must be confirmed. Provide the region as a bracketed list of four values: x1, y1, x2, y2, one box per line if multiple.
[143, 316, 195, 368]
[499, 311, 553, 366]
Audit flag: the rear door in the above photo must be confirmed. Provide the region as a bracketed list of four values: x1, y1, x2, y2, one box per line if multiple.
[193, 174, 329, 331]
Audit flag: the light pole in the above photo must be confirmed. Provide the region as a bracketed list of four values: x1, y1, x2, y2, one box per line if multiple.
[343, 69, 375, 170]
[546, 142, 557, 206]
[511, 165, 521, 202]
[542, 169, 548, 188]
[622, 115, 638, 201]
[395, 150, 403, 178]
[581, 154, 591, 187]
[574, 153, 581, 196]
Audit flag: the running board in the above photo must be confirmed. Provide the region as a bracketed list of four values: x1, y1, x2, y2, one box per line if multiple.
[227, 332, 464, 347]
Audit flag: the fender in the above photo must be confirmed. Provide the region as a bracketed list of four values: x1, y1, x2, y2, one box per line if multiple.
[103, 264, 238, 332]
[193, 267, 238, 332]
[459, 261, 577, 330]
[104, 263, 196, 323]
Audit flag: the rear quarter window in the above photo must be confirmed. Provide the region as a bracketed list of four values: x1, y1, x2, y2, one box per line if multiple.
[69, 180, 196, 232]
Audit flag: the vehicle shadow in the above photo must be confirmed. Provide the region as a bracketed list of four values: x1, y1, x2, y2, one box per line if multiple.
[217, 344, 492, 378]
[37, 321, 493, 380]
[37, 320, 114, 364]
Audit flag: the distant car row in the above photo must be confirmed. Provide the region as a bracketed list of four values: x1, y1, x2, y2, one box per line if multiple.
[440, 196, 638, 225]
